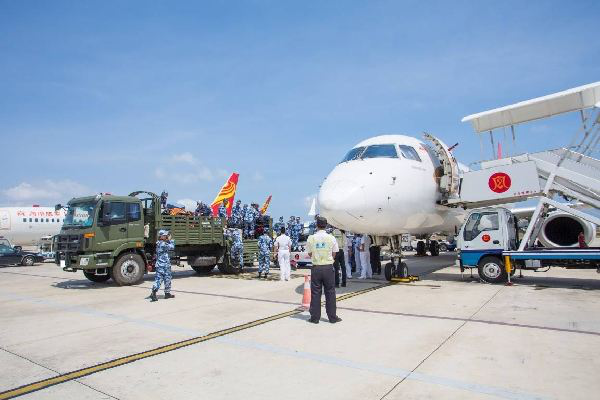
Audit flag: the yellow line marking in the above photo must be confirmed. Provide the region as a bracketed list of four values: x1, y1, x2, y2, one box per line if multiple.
[0, 282, 392, 399]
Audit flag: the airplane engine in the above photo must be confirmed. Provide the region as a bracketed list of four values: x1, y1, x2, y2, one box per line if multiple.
[538, 212, 596, 248]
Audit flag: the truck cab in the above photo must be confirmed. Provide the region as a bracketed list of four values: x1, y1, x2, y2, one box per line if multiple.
[55, 193, 148, 285]
[457, 207, 518, 283]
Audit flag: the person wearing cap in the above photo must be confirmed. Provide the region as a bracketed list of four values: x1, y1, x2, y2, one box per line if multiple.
[306, 216, 342, 324]
[218, 200, 228, 219]
[257, 226, 273, 278]
[150, 229, 175, 302]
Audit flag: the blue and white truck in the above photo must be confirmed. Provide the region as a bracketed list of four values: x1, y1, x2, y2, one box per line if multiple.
[457, 204, 600, 283]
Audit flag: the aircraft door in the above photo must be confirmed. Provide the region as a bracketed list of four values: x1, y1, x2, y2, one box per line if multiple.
[423, 133, 460, 201]
[0, 211, 10, 230]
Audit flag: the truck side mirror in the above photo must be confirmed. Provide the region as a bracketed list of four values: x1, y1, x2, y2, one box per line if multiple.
[13, 246, 22, 253]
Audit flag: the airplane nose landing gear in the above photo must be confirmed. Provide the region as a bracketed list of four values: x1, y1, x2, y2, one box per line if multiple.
[384, 256, 409, 281]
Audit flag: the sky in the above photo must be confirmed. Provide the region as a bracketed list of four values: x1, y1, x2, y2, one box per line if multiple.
[1, 0, 599, 218]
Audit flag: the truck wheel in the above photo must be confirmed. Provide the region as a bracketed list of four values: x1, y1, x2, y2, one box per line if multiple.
[111, 253, 145, 286]
[83, 271, 111, 283]
[429, 241, 440, 256]
[192, 265, 214, 275]
[477, 256, 507, 284]
[21, 256, 35, 266]
[416, 241, 426, 256]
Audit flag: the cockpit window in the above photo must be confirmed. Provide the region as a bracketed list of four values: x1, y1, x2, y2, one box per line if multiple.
[361, 144, 399, 159]
[340, 147, 366, 163]
[398, 145, 421, 162]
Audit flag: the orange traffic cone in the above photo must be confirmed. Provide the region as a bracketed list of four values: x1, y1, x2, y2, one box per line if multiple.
[301, 274, 311, 310]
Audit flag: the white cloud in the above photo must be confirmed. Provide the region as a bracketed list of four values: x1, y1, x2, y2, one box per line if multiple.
[1, 180, 91, 205]
[252, 171, 264, 181]
[154, 153, 215, 184]
[171, 152, 197, 164]
[176, 198, 197, 211]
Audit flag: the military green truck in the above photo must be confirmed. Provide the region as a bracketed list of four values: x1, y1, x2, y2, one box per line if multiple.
[54, 191, 267, 285]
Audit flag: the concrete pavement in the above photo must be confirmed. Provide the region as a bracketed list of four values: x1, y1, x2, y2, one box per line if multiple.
[0, 254, 599, 399]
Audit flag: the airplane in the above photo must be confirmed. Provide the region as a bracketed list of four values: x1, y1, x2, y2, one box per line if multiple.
[317, 82, 600, 265]
[318, 134, 466, 249]
[0, 206, 66, 247]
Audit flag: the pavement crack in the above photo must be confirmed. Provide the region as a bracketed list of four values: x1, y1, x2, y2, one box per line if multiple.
[0, 347, 120, 399]
[379, 286, 505, 399]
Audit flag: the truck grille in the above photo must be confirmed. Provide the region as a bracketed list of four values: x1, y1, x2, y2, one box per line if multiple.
[55, 234, 83, 252]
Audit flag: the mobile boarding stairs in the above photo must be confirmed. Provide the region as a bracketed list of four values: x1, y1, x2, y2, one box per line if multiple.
[444, 82, 600, 268]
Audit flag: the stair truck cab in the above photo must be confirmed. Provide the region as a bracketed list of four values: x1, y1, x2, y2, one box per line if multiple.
[457, 207, 518, 283]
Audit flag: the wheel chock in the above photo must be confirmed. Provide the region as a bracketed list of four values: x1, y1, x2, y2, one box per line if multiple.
[391, 275, 420, 283]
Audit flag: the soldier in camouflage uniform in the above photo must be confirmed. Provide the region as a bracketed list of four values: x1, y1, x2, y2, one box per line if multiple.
[230, 200, 243, 228]
[150, 229, 175, 302]
[257, 226, 273, 278]
[218, 200, 227, 218]
[243, 204, 254, 238]
[226, 228, 244, 270]
[273, 217, 284, 237]
[308, 219, 317, 235]
[251, 203, 260, 226]
[287, 216, 295, 242]
[160, 191, 168, 211]
[291, 216, 302, 251]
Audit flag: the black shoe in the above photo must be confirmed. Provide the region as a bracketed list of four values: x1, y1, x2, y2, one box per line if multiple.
[308, 318, 319, 324]
[335, 284, 340, 288]
[164, 293, 175, 299]
[329, 316, 342, 324]
[341, 283, 347, 287]
[257, 273, 262, 279]
[150, 289, 158, 302]
[264, 274, 269, 279]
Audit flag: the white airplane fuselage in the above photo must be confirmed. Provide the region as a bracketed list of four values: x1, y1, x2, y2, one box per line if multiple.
[318, 135, 464, 236]
[0, 207, 65, 246]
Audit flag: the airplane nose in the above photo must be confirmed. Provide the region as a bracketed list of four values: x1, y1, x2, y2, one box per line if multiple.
[318, 179, 366, 218]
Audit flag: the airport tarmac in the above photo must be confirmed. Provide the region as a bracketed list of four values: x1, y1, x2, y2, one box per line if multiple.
[0, 254, 599, 400]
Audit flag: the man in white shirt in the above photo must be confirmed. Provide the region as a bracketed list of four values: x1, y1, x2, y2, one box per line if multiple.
[359, 234, 372, 279]
[306, 217, 342, 324]
[274, 227, 292, 281]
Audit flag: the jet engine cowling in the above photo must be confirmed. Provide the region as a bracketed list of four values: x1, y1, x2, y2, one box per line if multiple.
[538, 212, 596, 248]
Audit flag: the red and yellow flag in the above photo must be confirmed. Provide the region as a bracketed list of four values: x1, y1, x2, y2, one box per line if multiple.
[211, 173, 239, 217]
[260, 195, 272, 215]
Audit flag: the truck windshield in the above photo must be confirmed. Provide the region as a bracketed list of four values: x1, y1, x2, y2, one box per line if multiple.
[463, 212, 499, 241]
[64, 201, 97, 228]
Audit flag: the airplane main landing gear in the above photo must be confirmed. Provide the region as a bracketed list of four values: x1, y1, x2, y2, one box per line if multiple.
[416, 241, 426, 256]
[429, 240, 440, 257]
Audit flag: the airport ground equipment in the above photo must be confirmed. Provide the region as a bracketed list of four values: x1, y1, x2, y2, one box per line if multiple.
[457, 206, 600, 283]
[54, 191, 269, 285]
[451, 82, 600, 282]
